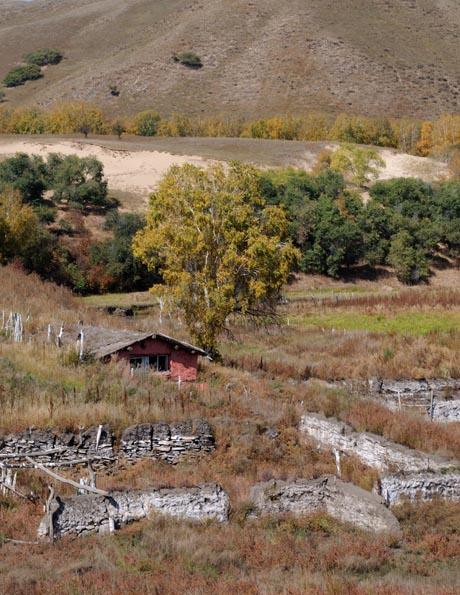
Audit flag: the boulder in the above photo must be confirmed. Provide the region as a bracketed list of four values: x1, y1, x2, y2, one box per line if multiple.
[249, 476, 401, 534]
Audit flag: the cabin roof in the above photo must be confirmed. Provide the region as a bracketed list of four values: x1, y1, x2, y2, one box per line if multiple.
[44, 325, 208, 358]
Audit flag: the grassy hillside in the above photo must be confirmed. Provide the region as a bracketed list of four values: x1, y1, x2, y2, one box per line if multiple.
[3, 0, 460, 118]
[3, 266, 460, 592]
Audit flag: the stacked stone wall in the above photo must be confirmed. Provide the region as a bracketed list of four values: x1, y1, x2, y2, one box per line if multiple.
[0, 419, 215, 468]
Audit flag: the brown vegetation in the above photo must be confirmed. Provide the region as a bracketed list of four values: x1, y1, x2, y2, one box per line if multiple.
[3, 0, 460, 120]
[3, 266, 460, 592]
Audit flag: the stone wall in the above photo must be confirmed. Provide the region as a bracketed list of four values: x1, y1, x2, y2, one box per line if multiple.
[249, 476, 401, 534]
[38, 483, 229, 539]
[0, 425, 115, 468]
[299, 412, 457, 473]
[375, 472, 460, 505]
[120, 420, 215, 464]
[360, 378, 460, 422]
[0, 419, 215, 468]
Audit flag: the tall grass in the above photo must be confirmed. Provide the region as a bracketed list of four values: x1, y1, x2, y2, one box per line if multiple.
[3, 267, 460, 593]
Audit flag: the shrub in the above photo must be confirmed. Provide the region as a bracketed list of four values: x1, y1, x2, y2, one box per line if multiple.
[132, 110, 161, 136]
[2, 64, 42, 87]
[173, 51, 203, 68]
[23, 48, 63, 66]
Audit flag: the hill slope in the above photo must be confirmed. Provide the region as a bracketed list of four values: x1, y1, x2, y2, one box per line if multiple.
[2, 0, 460, 118]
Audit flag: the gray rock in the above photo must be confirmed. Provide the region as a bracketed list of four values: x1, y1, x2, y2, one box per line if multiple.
[38, 483, 230, 539]
[375, 472, 460, 505]
[250, 476, 401, 534]
[299, 412, 456, 473]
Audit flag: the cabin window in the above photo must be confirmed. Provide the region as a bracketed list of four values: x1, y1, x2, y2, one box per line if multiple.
[130, 355, 169, 373]
[149, 354, 169, 372]
[130, 356, 144, 369]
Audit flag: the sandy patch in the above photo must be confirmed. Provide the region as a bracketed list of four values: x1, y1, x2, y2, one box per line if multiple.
[0, 138, 448, 207]
[378, 148, 447, 182]
[0, 139, 215, 204]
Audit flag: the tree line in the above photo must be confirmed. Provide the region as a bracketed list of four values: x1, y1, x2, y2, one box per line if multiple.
[3, 102, 460, 157]
[4, 153, 460, 352]
[260, 166, 460, 284]
[3, 150, 460, 296]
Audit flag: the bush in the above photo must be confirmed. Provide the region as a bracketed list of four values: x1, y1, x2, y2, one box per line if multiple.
[132, 110, 161, 136]
[173, 51, 203, 68]
[2, 64, 42, 87]
[23, 48, 63, 67]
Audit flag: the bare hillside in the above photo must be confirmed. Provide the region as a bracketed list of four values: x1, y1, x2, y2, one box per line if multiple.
[2, 0, 460, 118]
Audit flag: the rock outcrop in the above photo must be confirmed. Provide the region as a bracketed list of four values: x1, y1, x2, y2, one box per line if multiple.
[299, 412, 456, 473]
[376, 472, 460, 505]
[38, 483, 229, 539]
[249, 476, 401, 534]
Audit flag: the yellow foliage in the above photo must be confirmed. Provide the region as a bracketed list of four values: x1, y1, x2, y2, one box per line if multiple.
[133, 162, 299, 355]
[418, 121, 434, 156]
[45, 102, 110, 134]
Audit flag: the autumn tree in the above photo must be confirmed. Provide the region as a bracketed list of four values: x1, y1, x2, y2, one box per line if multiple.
[330, 143, 385, 188]
[417, 121, 434, 156]
[0, 189, 52, 273]
[133, 162, 299, 357]
[45, 102, 109, 135]
[131, 110, 162, 136]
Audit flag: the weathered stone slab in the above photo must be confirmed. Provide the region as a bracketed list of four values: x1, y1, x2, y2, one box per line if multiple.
[299, 412, 456, 473]
[375, 472, 460, 505]
[432, 400, 460, 422]
[37, 483, 230, 539]
[250, 476, 401, 534]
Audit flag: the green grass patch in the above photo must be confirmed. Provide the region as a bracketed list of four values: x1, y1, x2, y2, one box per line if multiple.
[81, 291, 157, 308]
[292, 311, 460, 334]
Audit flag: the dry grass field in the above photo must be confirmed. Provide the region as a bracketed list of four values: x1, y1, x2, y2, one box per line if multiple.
[2, 0, 460, 118]
[2, 265, 460, 593]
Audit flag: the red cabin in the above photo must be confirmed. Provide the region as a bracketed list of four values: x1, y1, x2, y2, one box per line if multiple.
[52, 326, 208, 382]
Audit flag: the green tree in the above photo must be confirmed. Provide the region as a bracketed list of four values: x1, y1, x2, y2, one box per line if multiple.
[300, 194, 363, 277]
[133, 162, 299, 356]
[2, 64, 42, 87]
[23, 48, 63, 66]
[47, 154, 108, 210]
[0, 153, 47, 204]
[330, 144, 385, 187]
[388, 229, 430, 284]
[90, 212, 157, 292]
